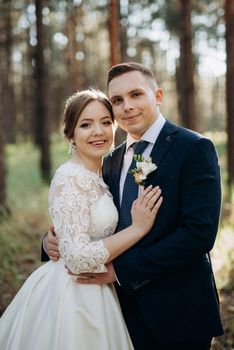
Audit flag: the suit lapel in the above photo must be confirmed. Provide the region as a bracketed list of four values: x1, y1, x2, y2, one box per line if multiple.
[110, 142, 126, 210]
[146, 120, 178, 183]
[111, 121, 178, 203]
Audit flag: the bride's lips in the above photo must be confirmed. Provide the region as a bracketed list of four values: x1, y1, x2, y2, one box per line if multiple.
[88, 140, 107, 147]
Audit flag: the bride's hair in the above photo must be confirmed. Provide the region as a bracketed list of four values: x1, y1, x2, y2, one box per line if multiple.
[62, 88, 114, 140]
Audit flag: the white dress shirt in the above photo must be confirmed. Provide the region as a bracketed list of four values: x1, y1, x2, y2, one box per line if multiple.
[119, 114, 166, 204]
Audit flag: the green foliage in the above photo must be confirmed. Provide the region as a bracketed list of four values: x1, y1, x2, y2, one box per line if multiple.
[160, 0, 181, 35]
[5, 135, 67, 208]
[0, 136, 67, 313]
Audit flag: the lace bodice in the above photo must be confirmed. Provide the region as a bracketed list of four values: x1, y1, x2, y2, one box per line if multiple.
[48, 161, 118, 274]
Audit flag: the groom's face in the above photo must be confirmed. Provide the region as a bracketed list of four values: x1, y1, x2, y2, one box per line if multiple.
[108, 71, 162, 139]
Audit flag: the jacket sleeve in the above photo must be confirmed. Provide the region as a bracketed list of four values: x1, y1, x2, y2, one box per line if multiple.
[41, 234, 50, 262]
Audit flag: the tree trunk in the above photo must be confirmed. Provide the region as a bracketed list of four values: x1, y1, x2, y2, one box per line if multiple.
[109, 0, 126, 145]
[0, 0, 16, 143]
[21, 27, 35, 139]
[0, 115, 7, 214]
[119, 1, 129, 62]
[178, 0, 198, 131]
[0, 44, 7, 213]
[5, 0, 16, 143]
[64, 0, 85, 94]
[0, 0, 13, 213]
[34, 0, 51, 182]
[225, 0, 234, 188]
[109, 0, 121, 66]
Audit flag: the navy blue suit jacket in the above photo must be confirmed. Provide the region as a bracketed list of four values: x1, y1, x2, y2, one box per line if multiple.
[102, 120, 224, 346]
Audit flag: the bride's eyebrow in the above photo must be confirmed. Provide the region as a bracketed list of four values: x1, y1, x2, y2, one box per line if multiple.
[79, 116, 111, 122]
[79, 118, 93, 122]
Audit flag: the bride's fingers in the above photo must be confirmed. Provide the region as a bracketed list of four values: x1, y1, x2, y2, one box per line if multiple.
[144, 188, 162, 209]
[134, 185, 153, 206]
[133, 186, 161, 211]
[141, 186, 160, 207]
[141, 185, 153, 197]
[150, 196, 163, 216]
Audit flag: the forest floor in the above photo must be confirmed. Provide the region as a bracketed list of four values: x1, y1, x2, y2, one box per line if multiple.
[212, 289, 234, 350]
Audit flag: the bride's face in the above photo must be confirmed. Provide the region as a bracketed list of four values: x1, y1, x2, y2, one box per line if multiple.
[73, 100, 114, 163]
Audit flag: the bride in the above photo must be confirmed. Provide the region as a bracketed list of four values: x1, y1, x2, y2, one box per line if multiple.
[0, 89, 162, 350]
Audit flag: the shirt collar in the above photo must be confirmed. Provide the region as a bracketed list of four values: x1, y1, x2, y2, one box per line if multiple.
[126, 114, 166, 151]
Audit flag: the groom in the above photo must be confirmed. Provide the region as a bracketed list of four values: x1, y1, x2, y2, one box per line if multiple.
[42, 62, 223, 349]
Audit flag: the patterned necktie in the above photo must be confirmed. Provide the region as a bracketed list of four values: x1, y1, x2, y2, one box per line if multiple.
[116, 140, 149, 232]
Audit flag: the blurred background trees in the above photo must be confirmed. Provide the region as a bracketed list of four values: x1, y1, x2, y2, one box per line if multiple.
[225, 0, 234, 190]
[0, 0, 233, 348]
[34, 0, 51, 182]
[0, 0, 233, 197]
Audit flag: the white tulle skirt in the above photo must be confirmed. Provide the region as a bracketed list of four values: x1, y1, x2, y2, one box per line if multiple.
[0, 260, 133, 350]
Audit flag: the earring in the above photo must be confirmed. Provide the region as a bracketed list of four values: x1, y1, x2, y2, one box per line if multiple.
[68, 141, 76, 157]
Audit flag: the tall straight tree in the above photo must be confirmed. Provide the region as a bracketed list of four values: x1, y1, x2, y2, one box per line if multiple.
[34, 0, 51, 182]
[109, 0, 121, 66]
[64, 0, 85, 94]
[0, 0, 14, 214]
[225, 0, 234, 189]
[109, 0, 127, 146]
[177, 0, 198, 131]
[0, 43, 7, 213]
[0, 0, 16, 143]
[159, 1, 198, 130]
[0, 116, 6, 214]
[119, 2, 129, 62]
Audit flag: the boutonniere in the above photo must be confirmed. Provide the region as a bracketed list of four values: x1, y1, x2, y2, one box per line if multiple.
[129, 155, 157, 186]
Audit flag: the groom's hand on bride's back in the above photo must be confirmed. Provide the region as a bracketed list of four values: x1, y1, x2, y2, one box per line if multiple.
[44, 227, 60, 261]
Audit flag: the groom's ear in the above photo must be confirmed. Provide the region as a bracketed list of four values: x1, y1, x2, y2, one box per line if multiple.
[155, 88, 163, 105]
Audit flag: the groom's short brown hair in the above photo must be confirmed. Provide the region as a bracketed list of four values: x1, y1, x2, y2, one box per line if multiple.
[107, 62, 157, 88]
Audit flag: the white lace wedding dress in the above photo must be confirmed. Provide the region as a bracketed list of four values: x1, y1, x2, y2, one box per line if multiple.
[0, 161, 133, 350]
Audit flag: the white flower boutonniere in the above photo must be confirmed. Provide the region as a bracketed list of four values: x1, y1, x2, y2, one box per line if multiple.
[129, 155, 157, 186]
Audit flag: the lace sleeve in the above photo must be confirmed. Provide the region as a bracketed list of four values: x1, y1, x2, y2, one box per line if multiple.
[49, 170, 110, 274]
